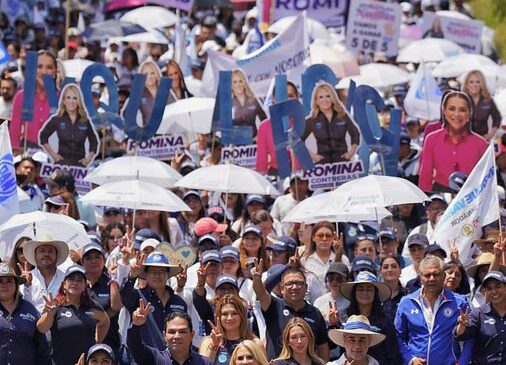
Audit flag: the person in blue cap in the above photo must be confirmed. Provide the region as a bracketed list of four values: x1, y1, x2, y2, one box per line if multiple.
[376, 229, 410, 269]
[36, 265, 110, 365]
[232, 194, 267, 235]
[75, 343, 117, 365]
[0, 262, 51, 365]
[121, 251, 186, 332]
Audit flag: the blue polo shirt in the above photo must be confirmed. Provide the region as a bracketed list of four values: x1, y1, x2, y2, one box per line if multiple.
[455, 302, 506, 365]
[0, 298, 51, 365]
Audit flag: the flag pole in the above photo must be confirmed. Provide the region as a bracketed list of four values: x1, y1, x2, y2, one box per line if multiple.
[421, 61, 432, 122]
[492, 143, 505, 264]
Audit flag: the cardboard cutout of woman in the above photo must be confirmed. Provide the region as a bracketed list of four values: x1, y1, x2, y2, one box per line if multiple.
[302, 82, 360, 164]
[39, 83, 99, 167]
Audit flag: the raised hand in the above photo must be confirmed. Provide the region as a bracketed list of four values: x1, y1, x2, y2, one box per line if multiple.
[328, 301, 339, 326]
[75, 353, 85, 365]
[197, 262, 210, 286]
[450, 240, 459, 261]
[69, 249, 81, 263]
[132, 299, 153, 327]
[333, 232, 344, 261]
[455, 307, 471, 335]
[129, 252, 146, 279]
[17, 262, 32, 286]
[176, 265, 187, 291]
[120, 226, 136, 265]
[288, 249, 302, 269]
[208, 319, 224, 348]
[42, 294, 58, 316]
[250, 258, 263, 280]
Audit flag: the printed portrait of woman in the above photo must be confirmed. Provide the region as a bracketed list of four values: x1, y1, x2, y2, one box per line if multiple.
[138, 60, 162, 124]
[39, 83, 99, 167]
[231, 68, 267, 138]
[423, 15, 444, 39]
[302, 82, 360, 164]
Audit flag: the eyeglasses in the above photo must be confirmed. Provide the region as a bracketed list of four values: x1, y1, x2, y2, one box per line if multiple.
[283, 280, 305, 288]
[315, 232, 333, 240]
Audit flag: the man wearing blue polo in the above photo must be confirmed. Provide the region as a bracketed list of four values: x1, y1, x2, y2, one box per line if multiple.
[394, 256, 471, 365]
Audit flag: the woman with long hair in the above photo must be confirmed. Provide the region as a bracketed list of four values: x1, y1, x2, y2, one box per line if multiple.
[238, 226, 270, 278]
[199, 294, 263, 364]
[419, 90, 488, 192]
[301, 221, 349, 285]
[39, 83, 98, 166]
[138, 60, 162, 123]
[36, 265, 110, 365]
[250, 209, 284, 239]
[100, 223, 126, 256]
[0, 262, 52, 365]
[444, 259, 471, 295]
[9, 236, 33, 276]
[231, 69, 266, 138]
[462, 69, 502, 140]
[219, 192, 244, 223]
[232, 194, 266, 235]
[229, 340, 269, 365]
[166, 60, 193, 103]
[117, 47, 139, 89]
[380, 254, 408, 320]
[274, 317, 325, 365]
[180, 190, 206, 245]
[10, 50, 57, 152]
[141, 209, 184, 248]
[303, 82, 360, 164]
[340, 271, 401, 364]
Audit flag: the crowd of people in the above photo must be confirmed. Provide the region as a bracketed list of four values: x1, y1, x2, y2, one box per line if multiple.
[1, 0, 506, 365]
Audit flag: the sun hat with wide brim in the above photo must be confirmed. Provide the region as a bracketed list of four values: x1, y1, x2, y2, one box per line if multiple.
[467, 252, 495, 279]
[23, 235, 70, 267]
[475, 230, 501, 251]
[143, 251, 182, 277]
[0, 262, 26, 285]
[329, 315, 386, 347]
[339, 271, 391, 302]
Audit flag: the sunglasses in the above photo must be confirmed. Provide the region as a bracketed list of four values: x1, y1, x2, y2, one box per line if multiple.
[315, 232, 333, 240]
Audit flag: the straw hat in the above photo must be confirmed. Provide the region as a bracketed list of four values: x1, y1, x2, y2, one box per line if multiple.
[339, 271, 391, 302]
[475, 230, 501, 251]
[23, 234, 69, 267]
[0, 262, 26, 285]
[467, 252, 495, 279]
[328, 315, 386, 347]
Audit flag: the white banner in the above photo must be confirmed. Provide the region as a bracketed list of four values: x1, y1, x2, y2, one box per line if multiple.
[433, 144, 499, 268]
[201, 14, 310, 97]
[0, 122, 18, 223]
[302, 160, 365, 190]
[39, 163, 92, 194]
[125, 134, 185, 161]
[422, 12, 483, 54]
[221, 144, 257, 169]
[404, 63, 442, 121]
[270, 0, 348, 27]
[346, 0, 402, 57]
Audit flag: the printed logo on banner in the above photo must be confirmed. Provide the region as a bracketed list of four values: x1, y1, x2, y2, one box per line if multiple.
[346, 0, 402, 57]
[421, 12, 483, 54]
[125, 134, 185, 160]
[0, 153, 16, 203]
[39, 163, 92, 194]
[303, 161, 364, 190]
[221, 145, 257, 169]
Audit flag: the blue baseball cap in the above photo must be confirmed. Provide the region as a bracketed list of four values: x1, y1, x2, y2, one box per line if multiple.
[197, 234, 219, 248]
[216, 274, 239, 290]
[87, 343, 116, 363]
[242, 225, 262, 238]
[245, 194, 266, 205]
[65, 265, 87, 279]
[482, 271, 506, 287]
[356, 224, 378, 242]
[220, 246, 240, 261]
[407, 233, 429, 248]
[266, 236, 297, 255]
[379, 229, 396, 241]
[351, 255, 376, 275]
[201, 250, 222, 264]
[134, 229, 161, 250]
[82, 243, 105, 257]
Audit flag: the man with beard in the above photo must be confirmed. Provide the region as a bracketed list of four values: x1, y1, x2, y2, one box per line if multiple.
[0, 76, 17, 122]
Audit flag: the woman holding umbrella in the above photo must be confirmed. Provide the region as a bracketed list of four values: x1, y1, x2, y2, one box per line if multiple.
[0, 262, 51, 365]
[419, 91, 488, 192]
[36, 265, 110, 365]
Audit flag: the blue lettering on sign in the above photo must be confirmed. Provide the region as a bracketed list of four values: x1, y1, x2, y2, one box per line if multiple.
[0, 153, 19, 203]
[302, 64, 338, 116]
[21, 51, 37, 122]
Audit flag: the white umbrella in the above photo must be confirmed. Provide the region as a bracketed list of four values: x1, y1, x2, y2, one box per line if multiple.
[158, 97, 215, 135]
[397, 38, 465, 63]
[117, 30, 169, 44]
[175, 164, 281, 195]
[310, 41, 359, 78]
[81, 180, 190, 212]
[494, 88, 506, 119]
[336, 63, 411, 89]
[84, 156, 182, 188]
[432, 54, 498, 78]
[120, 6, 178, 29]
[0, 211, 89, 259]
[62, 59, 95, 81]
[268, 16, 329, 40]
[335, 175, 429, 209]
[282, 190, 392, 223]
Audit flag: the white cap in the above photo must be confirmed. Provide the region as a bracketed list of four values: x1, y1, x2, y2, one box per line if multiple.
[140, 238, 160, 252]
[32, 151, 50, 164]
[400, 2, 412, 12]
[498, 186, 505, 201]
[246, 7, 258, 21]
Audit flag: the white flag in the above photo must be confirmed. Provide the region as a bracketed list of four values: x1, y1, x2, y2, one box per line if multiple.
[404, 63, 442, 121]
[433, 144, 499, 268]
[201, 14, 310, 97]
[0, 122, 19, 223]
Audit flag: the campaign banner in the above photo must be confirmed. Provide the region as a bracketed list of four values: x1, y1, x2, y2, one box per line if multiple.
[433, 144, 499, 268]
[221, 144, 257, 169]
[270, 0, 349, 28]
[421, 12, 483, 54]
[201, 14, 310, 97]
[303, 160, 364, 190]
[152, 0, 195, 12]
[403, 63, 442, 121]
[39, 163, 92, 194]
[346, 0, 402, 57]
[125, 134, 184, 160]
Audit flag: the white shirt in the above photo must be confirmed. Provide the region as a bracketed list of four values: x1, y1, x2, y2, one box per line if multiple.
[314, 292, 350, 323]
[329, 353, 379, 365]
[301, 252, 351, 286]
[21, 268, 65, 313]
[400, 264, 418, 286]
